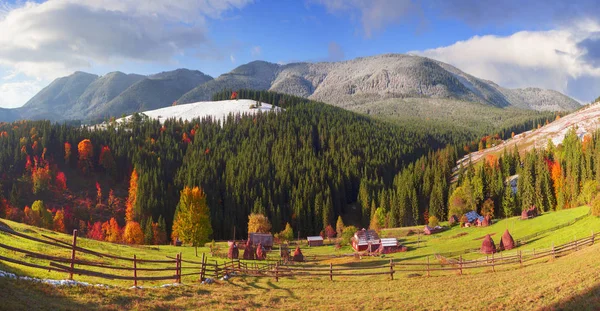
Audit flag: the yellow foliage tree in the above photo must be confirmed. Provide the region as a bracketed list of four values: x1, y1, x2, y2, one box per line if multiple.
[123, 221, 144, 244]
[105, 217, 122, 243]
[125, 169, 138, 222]
[53, 210, 66, 233]
[171, 187, 212, 246]
[247, 213, 271, 233]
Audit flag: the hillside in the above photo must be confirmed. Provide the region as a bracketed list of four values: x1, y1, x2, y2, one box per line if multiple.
[63, 72, 146, 120]
[17, 72, 99, 121]
[112, 99, 279, 125]
[0, 206, 599, 310]
[458, 101, 600, 166]
[81, 69, 213, 121]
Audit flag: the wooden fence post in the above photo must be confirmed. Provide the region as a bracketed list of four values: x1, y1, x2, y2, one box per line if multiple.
[459, 255, 463, 276]
[552, 243, 556, 258]
[491, 253, 495, 272]
[133, 255, 138, 287]
[69, 229, 78, 280]
[275, 262, 279, 282]
[329, 263, 333, 281]
[215, 262, 220, 279]
[427, 256, 430, 277]
[179, 252, 182, 283]
[175, 253, 180, 283]
[200, 253, 205, 282]
[389, 259, 394, 280]
[519, 251, 523, 268]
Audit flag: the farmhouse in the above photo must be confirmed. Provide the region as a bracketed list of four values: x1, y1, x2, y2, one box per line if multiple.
[521, 206, 538, 220]
[249, 233, 273, 249]
[351, 229, 381, 252]
[464, 211, 484, 227]
[377, 238, 405, 254]
[307, 236, 324, 247]
[424, 225, 444, 235]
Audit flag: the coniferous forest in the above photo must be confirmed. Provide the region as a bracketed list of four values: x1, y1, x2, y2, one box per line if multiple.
[0, 91, 560, 243]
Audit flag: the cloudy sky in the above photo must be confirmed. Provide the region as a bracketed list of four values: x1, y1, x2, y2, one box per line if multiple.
[1, 0, 600, 108]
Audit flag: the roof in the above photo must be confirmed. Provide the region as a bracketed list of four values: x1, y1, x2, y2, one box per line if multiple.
[380, 238, 398, 247]
[353, 229, 380, 245]
[465, 211, 484, 223]
[307, 236, 323, 241]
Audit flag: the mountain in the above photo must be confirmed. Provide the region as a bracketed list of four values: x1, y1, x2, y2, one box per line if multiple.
[63, 72, 145, 120]
[0, 107, 20, 122]
[88, 69, 213, 119]
[178, 54, 581, 112]
[176, 61, 279, 104]
[18, 71, 99, 121]
[0, 54, 580, 122]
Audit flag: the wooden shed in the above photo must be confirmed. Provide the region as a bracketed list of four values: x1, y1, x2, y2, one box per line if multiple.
[378, 238, 401, 254]
[249, 233, 273, 249]
[351, 229, 380, 252]
[307, 236, 324, 247]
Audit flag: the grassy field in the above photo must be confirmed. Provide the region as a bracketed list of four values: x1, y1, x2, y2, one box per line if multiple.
[1, 206, 599, 310]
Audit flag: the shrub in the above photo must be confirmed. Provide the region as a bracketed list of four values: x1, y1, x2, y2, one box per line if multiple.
[341, 225, 357, 246]
[428, 216, 439, 227]
[592, 193, 600, 217]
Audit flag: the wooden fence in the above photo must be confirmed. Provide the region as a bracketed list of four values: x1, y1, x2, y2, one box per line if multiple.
[0, 225, 596, 286]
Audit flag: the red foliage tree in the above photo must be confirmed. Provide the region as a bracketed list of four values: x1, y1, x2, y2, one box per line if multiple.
[324, 225, 336, 239]
[55, 171, 67, 191]
[88, 221, 104, 240]
[231, 91, 238, 100]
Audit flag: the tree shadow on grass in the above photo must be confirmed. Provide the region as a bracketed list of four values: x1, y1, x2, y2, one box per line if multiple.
[541, 283, 600, 311]
[0, 277, 92, 311]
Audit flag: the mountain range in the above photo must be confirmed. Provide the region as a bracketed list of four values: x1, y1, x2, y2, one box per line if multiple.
[0, 54, 581, 122]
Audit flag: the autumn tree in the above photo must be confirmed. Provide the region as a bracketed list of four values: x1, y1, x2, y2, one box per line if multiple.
[88, 222, 104, 240]
[481, 198, 495, 218]
[125, 169, 139, 222]
[428, 215, 439, 227]
[335, 216, 345, 237]
[31, 200, 52, 229]
[247, 213, 272, 234]
[276, 223, 294, 242]
[324, 225, 336, 239]
[123, 221, 144, 244]
[99, 146, 116, 176]
[171, 186, 213, 246]
[448, 186, 476, 219]
[104, 218, 122, 243]
[55, 172, 67, 191]
[53, 209, 66, 233]
[77, 139, 93, 174]
[32, 164, 52, 195]
[592, 193, 600, 217]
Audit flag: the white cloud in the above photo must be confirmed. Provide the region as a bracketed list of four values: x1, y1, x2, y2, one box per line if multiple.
[311, 0, 420, 37]
[0, 0, 252, 107]
[412, 22, 600, 101]
[0, 79, 46, 108]
[230, 54, 236, 63]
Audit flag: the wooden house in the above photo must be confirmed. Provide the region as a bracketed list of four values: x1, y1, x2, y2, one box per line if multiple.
[307, 236, 324, 247]
[249, 233, 273, 249]
[351, 229, 380, 252]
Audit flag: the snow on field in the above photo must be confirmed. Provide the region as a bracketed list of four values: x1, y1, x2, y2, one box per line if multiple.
[123, 99, 279, 124]
[456, 102, 600, 168]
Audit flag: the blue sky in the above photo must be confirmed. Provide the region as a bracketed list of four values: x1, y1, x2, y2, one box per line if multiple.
[1, 0, 600, 108]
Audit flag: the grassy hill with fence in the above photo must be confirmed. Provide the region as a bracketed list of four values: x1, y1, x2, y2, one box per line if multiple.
[0, 206, 599, 310]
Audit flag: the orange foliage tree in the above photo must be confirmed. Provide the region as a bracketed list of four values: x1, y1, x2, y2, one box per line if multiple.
[125, 169, 139, 222]
[55, 172, 67, 191]
[104, 217, 122, 243]
[123, 221, 144, 244]
[77, 139, 93, 174]
[550, 161, 563, 196]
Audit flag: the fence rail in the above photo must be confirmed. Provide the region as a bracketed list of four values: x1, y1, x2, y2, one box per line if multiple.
[0, 225, 596, 286]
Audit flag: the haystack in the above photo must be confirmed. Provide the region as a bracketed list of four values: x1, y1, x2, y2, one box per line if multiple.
[243, 239, 255, 260]
[292, 246, 304, 262]
[228, 242, 239, 259]
[256, 242, 266, 260]
[480, 234, 497, 254]
[499, 229, 515, 251]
